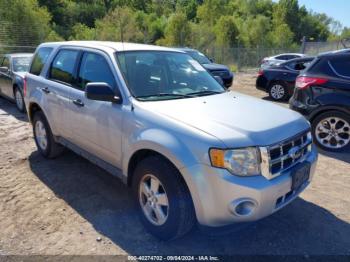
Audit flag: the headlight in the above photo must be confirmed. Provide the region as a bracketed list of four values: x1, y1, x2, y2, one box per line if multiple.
[209, 147, 261, 176]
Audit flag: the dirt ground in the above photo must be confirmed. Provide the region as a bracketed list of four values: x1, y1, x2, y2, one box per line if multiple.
[0, 73, 349, 256]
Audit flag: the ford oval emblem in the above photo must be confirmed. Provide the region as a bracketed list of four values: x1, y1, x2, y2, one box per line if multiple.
[288, 146, 302, 160]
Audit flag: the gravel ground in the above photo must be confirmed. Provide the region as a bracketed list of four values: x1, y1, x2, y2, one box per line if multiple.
[0, 73, 349, 256]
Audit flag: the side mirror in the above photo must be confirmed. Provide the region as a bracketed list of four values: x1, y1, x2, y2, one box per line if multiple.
[0, 66, 9, 73]
[85, 82, 122, 103]
[213, 75, 224, 86]
[209, 58, 214, 63]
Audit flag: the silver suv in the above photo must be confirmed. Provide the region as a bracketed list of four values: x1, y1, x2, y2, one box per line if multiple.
[25, 41, 318, 240]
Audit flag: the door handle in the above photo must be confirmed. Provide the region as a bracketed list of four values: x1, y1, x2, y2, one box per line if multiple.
[73, 99, 84, 107]
[41, 87, 50, 94]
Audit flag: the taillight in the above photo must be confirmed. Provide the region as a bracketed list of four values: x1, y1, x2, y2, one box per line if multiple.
[23, 76, 27, 97]
[295, 76, 328, 90]
[258, 69, 264, 76]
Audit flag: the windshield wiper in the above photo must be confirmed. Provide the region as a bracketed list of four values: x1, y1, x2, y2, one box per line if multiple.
[136, 93, 193, 99]
[186, 90, 224, 97]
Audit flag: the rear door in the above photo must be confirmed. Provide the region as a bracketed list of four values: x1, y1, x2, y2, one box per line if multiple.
[67, 50, 123, 167]
[0, 56, 13, 98]
[45, 48, 80, 138]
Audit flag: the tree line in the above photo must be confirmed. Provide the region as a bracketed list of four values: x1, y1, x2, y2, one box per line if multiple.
[1, 0, 349, 50]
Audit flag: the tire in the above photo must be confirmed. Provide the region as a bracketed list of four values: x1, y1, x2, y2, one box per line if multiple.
[132, 156, 196, 240]
[14, 86, 25, 112]
[268, 82, 289, 101]
[33, 111, 64, 158]
[311, 110, 350, 152]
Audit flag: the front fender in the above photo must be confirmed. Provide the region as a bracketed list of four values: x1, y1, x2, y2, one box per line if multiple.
[122, 128, 199, 176]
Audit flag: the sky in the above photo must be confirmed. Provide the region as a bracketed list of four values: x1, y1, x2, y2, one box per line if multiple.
[297, 0, 350, 28]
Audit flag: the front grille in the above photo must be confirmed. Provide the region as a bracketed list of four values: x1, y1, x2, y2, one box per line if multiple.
[211, 70, 230, 78]
[260, 130, 312, 179]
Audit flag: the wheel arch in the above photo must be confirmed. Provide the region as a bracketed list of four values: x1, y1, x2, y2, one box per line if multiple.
[28, 102, 43, 123]
[309, 106, 350, 123]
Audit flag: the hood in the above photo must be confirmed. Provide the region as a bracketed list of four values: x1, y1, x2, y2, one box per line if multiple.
[202, 63, 230, 72]
[136, 92, 309, 148]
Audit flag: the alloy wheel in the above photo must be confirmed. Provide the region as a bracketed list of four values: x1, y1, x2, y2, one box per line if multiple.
[315, 116, 350, 149]
[139, 174, 169, 226]
[270, 84, 285, 100]
[15, 89, 24, 111]
[35, 120, 48, 151]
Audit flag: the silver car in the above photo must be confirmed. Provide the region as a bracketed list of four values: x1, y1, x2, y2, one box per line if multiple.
[261, 53, 306, 68]
[25, 41, 318, 240]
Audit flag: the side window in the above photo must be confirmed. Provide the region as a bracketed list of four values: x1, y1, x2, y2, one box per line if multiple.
[275, 55, 286, 60]
[30, 47, 53, 76]
[329, 56, 350, 78]
[78, 52, 115, 89]
[49, 49, 79, 85]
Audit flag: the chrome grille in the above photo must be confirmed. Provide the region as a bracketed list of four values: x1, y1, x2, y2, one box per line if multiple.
[260, 130, 312, 179]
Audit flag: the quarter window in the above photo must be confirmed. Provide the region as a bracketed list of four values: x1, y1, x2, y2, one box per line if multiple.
[49, 49, 79, 85]
[30, 47, 53, 76]
[329, 56, 350, 78]
[78, 52, 115, 89]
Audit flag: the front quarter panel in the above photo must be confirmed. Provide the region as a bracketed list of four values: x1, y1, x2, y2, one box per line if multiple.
[121, 102, 226, 177]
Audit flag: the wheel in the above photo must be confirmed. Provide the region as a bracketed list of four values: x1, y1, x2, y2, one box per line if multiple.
[33, 111, 64, 158]
[132, 156, 196, 240]
[312, 111, 350, 152]
[268, 82, 288, 101]
[14, 87, 25, 112]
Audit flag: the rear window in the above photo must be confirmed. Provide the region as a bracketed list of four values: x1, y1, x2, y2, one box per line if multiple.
[49, 49, 79, 85]
[329, 55, 350, 78]
[307, 58, 334, 76]
[30, 47, 53, 76]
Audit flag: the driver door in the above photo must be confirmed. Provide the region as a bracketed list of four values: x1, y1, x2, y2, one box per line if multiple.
[67, 50, 124, 168]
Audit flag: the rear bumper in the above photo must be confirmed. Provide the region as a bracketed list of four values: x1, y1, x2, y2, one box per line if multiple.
[289, 97, 312, 118]
[180, 146, 318, 227]
[256, 76, 268, 92]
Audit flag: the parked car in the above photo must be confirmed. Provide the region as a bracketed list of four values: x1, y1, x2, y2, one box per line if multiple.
[25, 41, 317, 240]
[261, 53, 306, 68]
[176, 47, 234, 88]
[290, 49, 350, 151]
[0, 53, 33, 112]
[256, 56, 315, 101]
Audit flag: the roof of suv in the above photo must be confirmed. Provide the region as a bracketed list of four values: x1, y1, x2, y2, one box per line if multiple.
[318, 48, 350, 57]
[39, 41, 183, 53]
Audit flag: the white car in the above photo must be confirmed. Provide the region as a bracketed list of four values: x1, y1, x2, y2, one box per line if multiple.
[261, 53, 306, 68]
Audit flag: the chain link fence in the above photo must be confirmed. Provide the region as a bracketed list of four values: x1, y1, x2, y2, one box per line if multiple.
[0, 45, 36, 57]
[204, 46, 300, 71]
[302, 38, 350, 56]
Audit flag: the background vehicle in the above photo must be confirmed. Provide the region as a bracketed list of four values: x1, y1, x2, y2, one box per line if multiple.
[261, 53, 306, 68]
[256, 56, 315, 101]
[0, 53, 32, 112]
[176, 47, 234, 88]
[290, 50, 350, 151]
[25, 41, 317, 240]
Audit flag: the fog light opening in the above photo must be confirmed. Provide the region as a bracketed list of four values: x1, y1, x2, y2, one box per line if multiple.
[232, 200, 256, 217]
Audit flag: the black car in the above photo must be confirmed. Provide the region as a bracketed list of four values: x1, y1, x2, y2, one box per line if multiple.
[0, 53, 33, 112]
[176, 48, 234, 88]
[290, 49, 350, 151]
[256, 56, 314, 101]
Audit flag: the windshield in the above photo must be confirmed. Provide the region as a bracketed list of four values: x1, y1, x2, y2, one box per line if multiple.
[116, 51, 225, 101]
[12, 57, 32, 72]
[187, 50, 211, 64]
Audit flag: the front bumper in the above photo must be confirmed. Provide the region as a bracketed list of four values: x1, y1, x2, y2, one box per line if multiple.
[180, 145, 318, 227]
